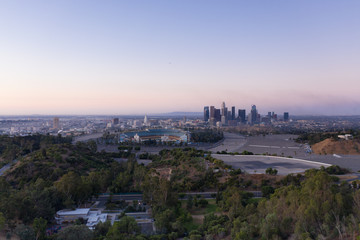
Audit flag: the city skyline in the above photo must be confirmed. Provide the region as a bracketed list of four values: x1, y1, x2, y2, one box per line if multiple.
[204, 102, 289, 127]
[1, 1, 360, 115]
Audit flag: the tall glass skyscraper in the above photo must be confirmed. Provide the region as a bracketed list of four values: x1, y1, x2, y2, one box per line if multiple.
[204, 106, 209, 122]
[284, 112, 289, 121]
[250, 105, 258, 124]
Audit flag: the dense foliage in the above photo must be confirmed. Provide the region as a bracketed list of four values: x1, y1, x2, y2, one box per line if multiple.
[295, 131, 360, 145]
[0, 134, 72, 167]
[1, 135, 360, 239]
[295, 132, 340, 145]
[190, 130, 223, 143]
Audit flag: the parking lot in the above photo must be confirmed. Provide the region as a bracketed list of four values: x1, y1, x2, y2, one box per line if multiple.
[213, 154, 331, 175]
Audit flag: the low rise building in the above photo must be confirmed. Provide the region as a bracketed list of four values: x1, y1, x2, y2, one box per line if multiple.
[55, 208, 107, 230]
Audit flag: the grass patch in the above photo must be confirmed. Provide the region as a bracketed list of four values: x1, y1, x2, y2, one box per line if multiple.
[248, 197, 265, 205]
[183, 220, 200, 232]
[187, 199, 218, 215]
[205, 203, 217, 214]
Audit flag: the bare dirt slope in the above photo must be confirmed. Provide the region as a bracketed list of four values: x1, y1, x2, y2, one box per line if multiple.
[312, 139, 360, 155]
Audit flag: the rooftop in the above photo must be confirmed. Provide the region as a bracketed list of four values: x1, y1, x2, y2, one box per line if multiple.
[56, 208, 90, 216]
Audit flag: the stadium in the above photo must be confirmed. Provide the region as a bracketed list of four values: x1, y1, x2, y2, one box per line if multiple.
[119, 129, 190, 143]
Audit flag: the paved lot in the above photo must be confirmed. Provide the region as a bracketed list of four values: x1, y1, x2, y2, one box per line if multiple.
[211, 133, 360, 172]
[209, 133, 302, 156]
[89, 132, 360, 173]
[213, 154, 331, 175]
[299, 154, 360, 172]
[241, 134, 303, 156]
[208, 132, 247, 153]
[73, 133, 103, 143]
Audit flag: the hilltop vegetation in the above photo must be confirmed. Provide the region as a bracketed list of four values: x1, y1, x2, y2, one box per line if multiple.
[296, 130, 360, 145]
[0, 134, 72, 168]
[312, 138, 360, 155]
[296, 132, 340, 145]
[0, 138, 230, 239]
[147, 148, 227, 192]
[296, 131, 360, 155]
[190, 129, 224, 143]
[1, 135, 360, 239]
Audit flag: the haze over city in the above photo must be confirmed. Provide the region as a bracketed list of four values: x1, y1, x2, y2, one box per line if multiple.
[1, 1, 360, 115]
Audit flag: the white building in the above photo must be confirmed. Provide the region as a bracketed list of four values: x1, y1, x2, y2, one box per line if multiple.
[55, 208, 107, 230]
[133, 120, 142, 128]
[134, 134, 141, 143]
[161, 135, 169, 142]
[55, 208, 90, 224]
[338, 134, 353, 140]
[86, 211, 108, 230]
[144, 115, 148, 126]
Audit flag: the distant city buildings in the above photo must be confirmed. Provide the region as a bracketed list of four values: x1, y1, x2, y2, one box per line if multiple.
[119, 129, 189, 144]
[112, 118, 119, 125]
[284, 112, 289, 121]
[203, 106, 209, 122]
[143, 115, 148, 126]
[53, 117, 60, 130]
[2, 111, 360, 138]
[231, 106, 235, 120]
[214, 109, 221, 122]
[221, 102, 226, 116]
[203, 102, 290, 126]
[238, 109, 246, 123]
[250, 105, 258, 125]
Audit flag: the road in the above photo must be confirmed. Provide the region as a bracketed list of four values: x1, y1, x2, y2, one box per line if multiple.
[94, 191, 263, 208]
[179, 191, 263, 199]
[73, 133, 103, 143]
[94, 194, 143, 208]
[0, 159, 18, 176]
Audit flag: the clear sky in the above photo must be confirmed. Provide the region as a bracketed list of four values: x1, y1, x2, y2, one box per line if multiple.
[1, 1, 360, 115]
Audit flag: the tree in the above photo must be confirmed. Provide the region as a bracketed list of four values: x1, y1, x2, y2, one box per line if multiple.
[86, 172, 101, 198]
[55, 171, 82, 207]
[154, 209, 175, 233]
[232, 218, 253, 240]
[56, 225, 93, 240]
[106, 216, 140, 239]
[0, 212, 5, 231]
[87, 140, 97, 153]
[94, 221, 111, 239]
[265, 167, 278, 175]
[33, 217, 47, 240]
[15, 224, 35, 240]
[142, 176, 177, 208]
[261, 186, 275, 198]
[186, 195, 193, 210]
[260, 213, 280, 239]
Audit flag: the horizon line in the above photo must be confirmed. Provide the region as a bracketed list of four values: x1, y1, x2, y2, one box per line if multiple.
[1, 112, 360, 118]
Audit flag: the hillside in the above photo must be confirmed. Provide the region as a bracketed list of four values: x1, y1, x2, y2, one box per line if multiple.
[4, 142, 114, 186]
[312, 138, 360, 155]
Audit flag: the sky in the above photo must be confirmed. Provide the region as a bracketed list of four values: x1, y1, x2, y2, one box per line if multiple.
[1, 1, 360, 115]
